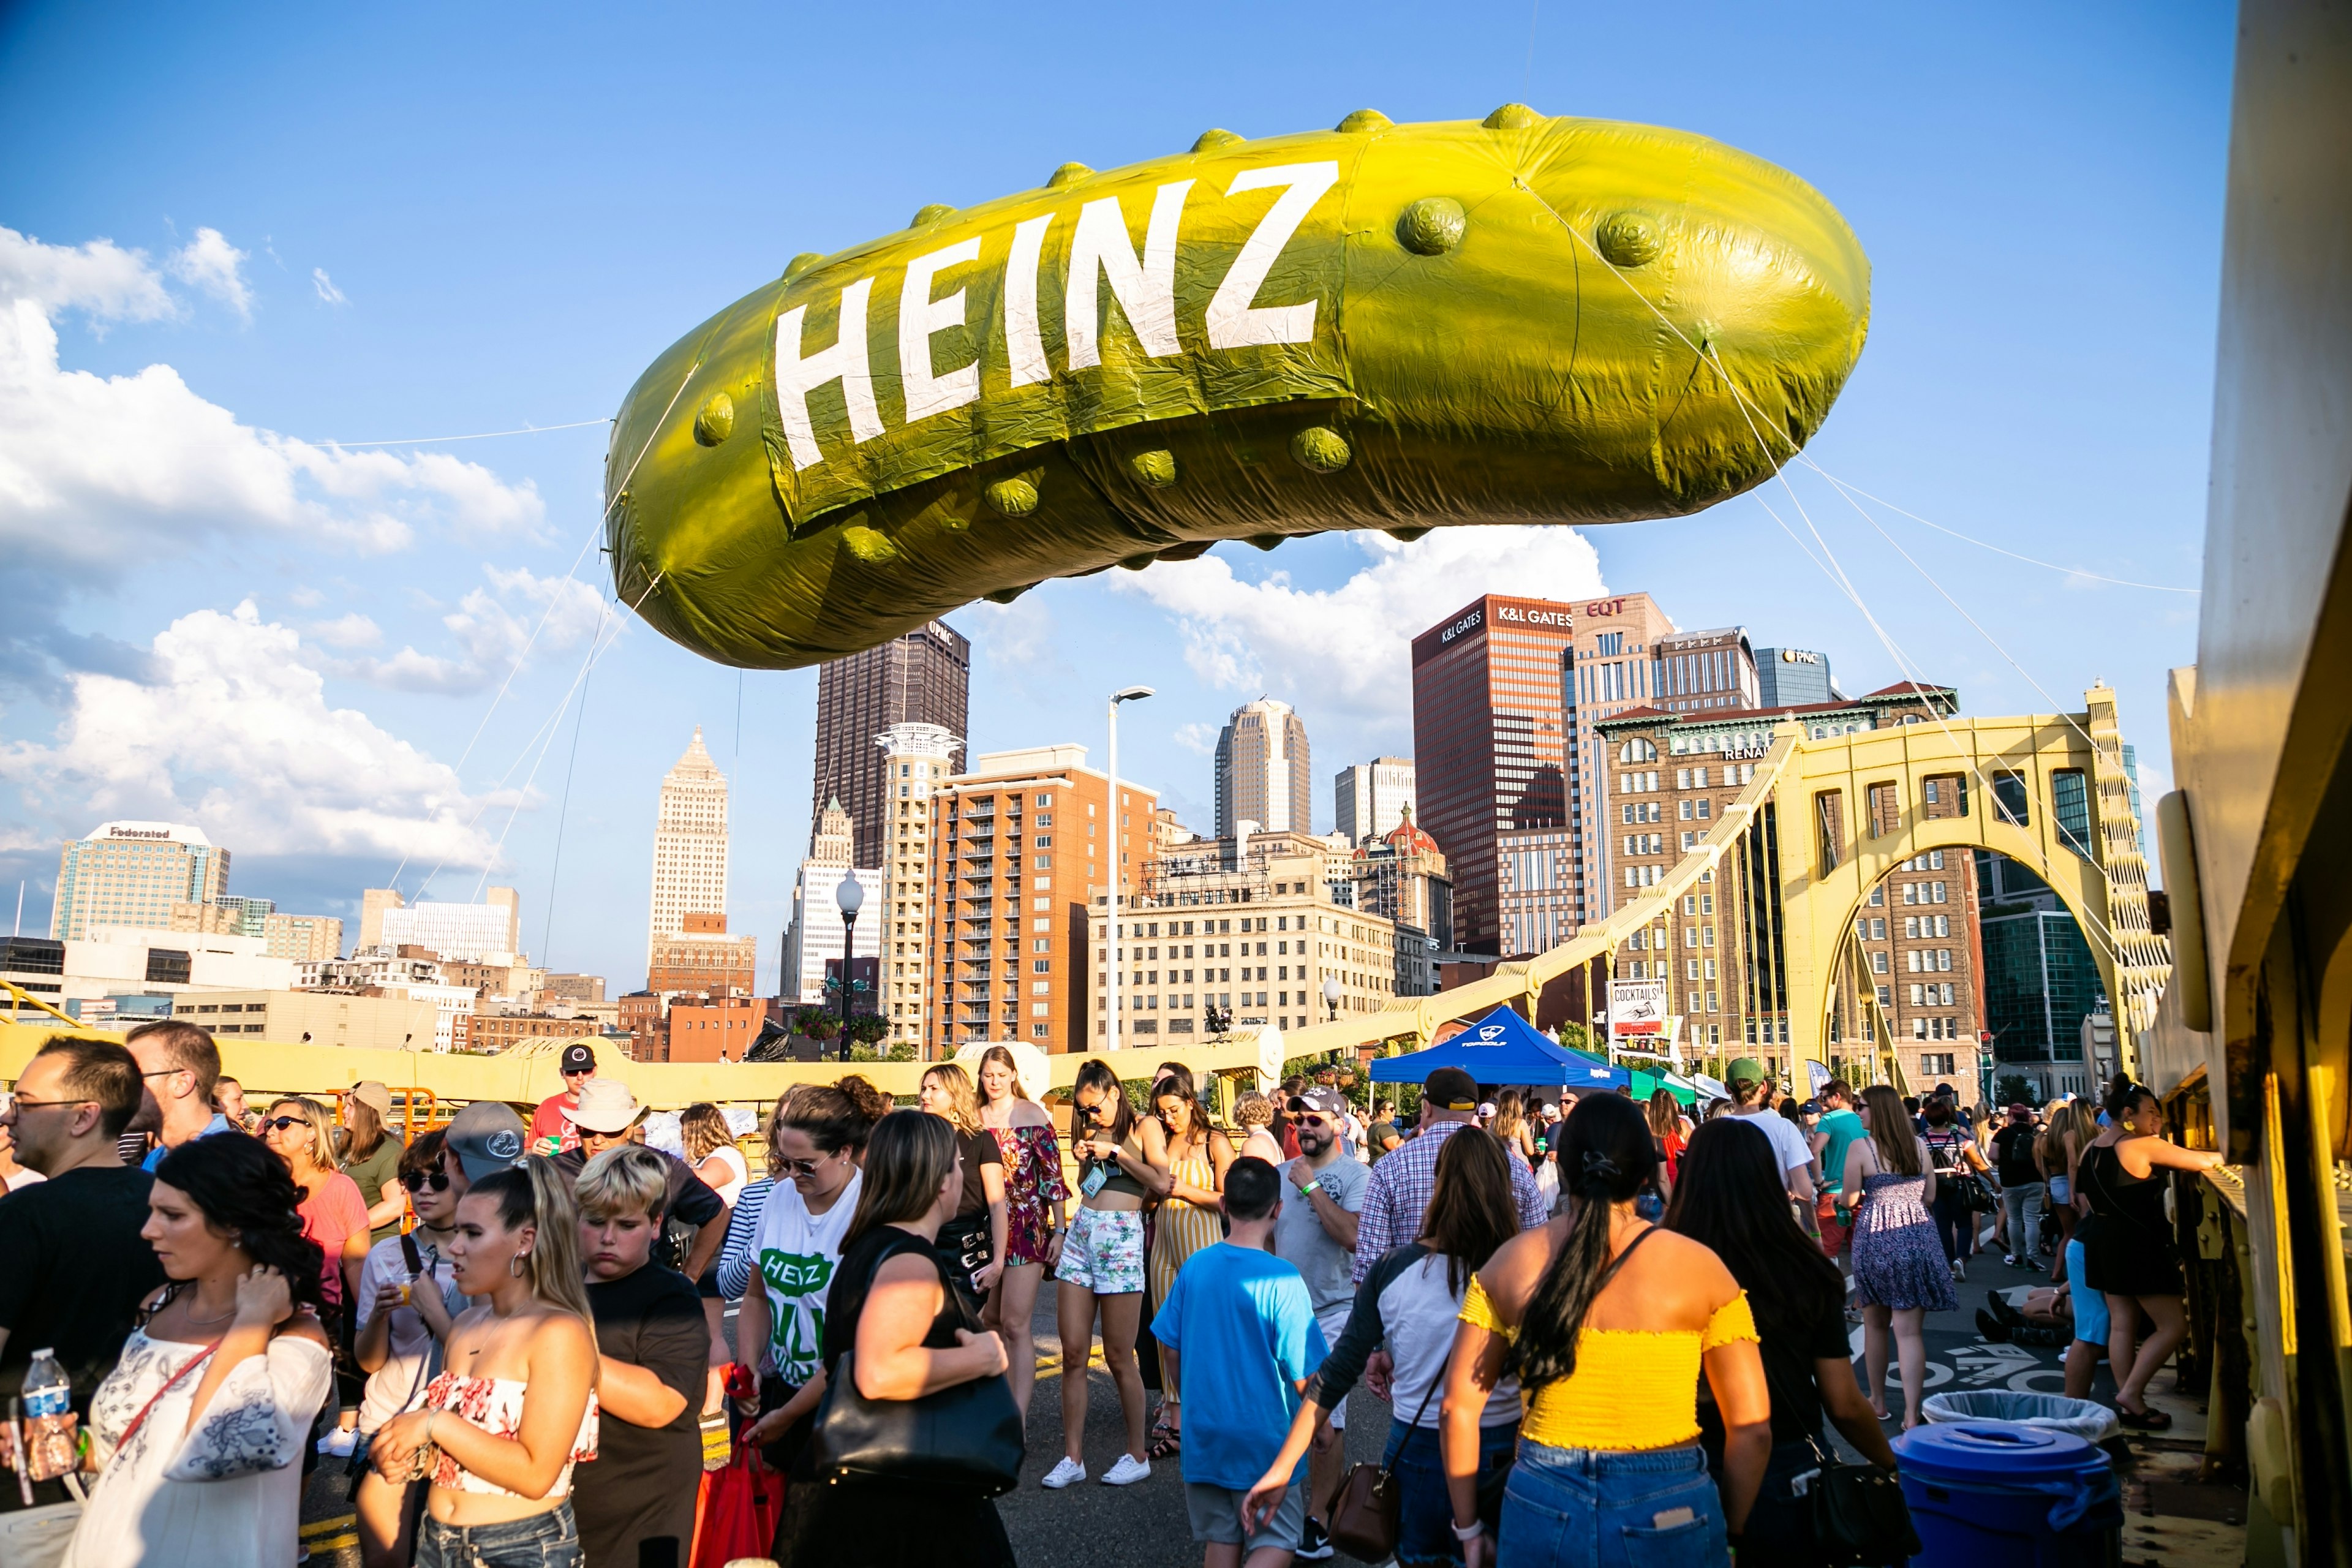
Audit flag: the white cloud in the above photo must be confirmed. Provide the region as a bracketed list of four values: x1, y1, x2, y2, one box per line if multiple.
[312, 268, 346, 306]
[167, 228, 252, 318]
[1172, 721, 1219, 755]
[339, 567, 606, 694]
[0, 226, 175, 323]
[307, 612, 382, 649]
[1116, 526, 1609, 723]
[0, 230, 546, 585]
[1, 601, 496, 867]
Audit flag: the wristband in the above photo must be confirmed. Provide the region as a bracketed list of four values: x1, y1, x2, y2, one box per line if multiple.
[1451, 1519, 1485, 1541]
[1298, 1179, 1322, 1197]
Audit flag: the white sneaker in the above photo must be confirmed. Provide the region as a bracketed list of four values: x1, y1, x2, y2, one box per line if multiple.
[1040, 1456, 1087, 1489]
[1099, 1453, 1152, 1486]
[316, 1427, 357, 1457]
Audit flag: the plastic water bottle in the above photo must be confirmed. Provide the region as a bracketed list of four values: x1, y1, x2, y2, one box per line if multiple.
[21, 1350, 75, 1482]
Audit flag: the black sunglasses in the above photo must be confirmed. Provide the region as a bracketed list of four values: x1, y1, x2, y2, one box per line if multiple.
[401, 1169, 453, 1193]
[260, 1115, 306, 1133]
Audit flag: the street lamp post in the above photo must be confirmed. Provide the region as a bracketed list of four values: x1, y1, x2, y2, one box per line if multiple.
[1106, 685, 1154, 1057]
[835, 875, 865, 1063]
[1322, 974, 1341, 1024]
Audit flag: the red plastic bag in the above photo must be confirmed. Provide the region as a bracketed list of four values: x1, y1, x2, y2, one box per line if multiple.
[690, 1445, 783, 1568]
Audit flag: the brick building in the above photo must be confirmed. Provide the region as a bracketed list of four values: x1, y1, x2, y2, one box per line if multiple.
[1591, 682, 1980, 1089]
[468, 1012, 601, 1053]
[647, 913, 758, 995]
[665, 993, 767, 1063]
[927, 745, 1155, 1054]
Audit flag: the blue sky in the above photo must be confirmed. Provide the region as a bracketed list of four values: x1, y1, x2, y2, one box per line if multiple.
[0, 2, 2229, 993]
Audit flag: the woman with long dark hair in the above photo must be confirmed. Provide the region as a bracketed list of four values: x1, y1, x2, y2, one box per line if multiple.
[1441, 1094, 1769, 1567]
[974, 1045, 1066, 1422]
[1243, 1123, 1525, 1565]
[62, 1132, 333, 1568]
[368, 1158, 601, 1568]
[784, 1110, 1015, 1567]
[1044, 1058, 1170, 1491]
[1145, 1069, 1232, 1460]
[2079, 1080, 2222, 1429]
[1668, 1119, 1897, 1566]
[1845, 1085, 1953, 1429]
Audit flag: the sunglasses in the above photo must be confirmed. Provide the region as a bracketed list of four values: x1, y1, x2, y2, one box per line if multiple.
[260, 1116, 306, 1133]
[777, 1155, 837, 1177]
[401, 1169, 453, 1193]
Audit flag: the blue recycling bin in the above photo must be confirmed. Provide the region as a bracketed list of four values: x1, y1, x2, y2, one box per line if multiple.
[1891, 1422, 2122, 1567]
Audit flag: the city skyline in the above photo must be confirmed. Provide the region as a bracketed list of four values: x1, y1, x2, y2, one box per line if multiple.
[0, 7, 2228, 998]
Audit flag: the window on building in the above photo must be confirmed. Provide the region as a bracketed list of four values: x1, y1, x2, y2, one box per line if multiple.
[1872, 951, 1888, 974]
[1991, 771, 2031, 827]
[1867, 782, 1901, 837]
[1814, 790, 1844, 875]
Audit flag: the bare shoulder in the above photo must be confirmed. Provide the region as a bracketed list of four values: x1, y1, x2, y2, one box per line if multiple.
[1477, 1218, 1565, 1310]
[530, 1306, 597, 1361]
[276, 1310, 331, 1352]
[1637, 1229, 1740, 1299]
[1010, 1101, 1054, 1130]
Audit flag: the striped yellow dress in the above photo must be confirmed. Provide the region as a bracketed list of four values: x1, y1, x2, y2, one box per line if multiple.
[1150, 1142, 1224, 1303]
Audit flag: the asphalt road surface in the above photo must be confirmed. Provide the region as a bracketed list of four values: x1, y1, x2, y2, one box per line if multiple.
[298, 1235, 2098, 1567]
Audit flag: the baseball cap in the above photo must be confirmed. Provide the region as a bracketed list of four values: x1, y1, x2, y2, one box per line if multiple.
[1423, 1066, 1479, 1112]
[445, 1100, 529, 1180]
[1476, 1102, 1498, 1118]
[348, 1080, 392, 1117]
[570, 1077, 646, 1135]
[1726, 1057, 1768, 1085]
[1286, 1087, 1349, 1120]
[560, 1043, 598, 1075]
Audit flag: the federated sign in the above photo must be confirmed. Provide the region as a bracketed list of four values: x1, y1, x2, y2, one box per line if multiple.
[1608, 980, 1669, 1039]
[606, 105, 1870, 670]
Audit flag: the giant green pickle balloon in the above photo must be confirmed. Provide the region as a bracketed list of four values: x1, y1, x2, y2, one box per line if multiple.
[606, 105, 1869, 667]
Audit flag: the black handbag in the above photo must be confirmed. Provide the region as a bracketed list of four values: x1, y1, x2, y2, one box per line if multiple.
[809, 1238, 1024, 1496]
[1800, 1442, 1920, 1567]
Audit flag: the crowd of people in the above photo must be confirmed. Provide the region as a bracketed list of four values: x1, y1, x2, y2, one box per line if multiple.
[0, 1020, 2219, 1568]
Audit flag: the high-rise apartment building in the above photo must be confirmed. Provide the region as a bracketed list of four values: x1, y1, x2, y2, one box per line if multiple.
[1121, 830, 1398, 1039]
[1410, 595, 1577, 954]
[927, 745, 1155, 1052]
[1215, 699, 1312, 839]
[1975, 851, 2105, 1101]
[812, 620, 970, 869]
[647, 911, 759, 995]
[1334, 757, 1416, 845]
[1753, 647, 1838, 709]
[648, 728, 729, 962]
[783, 799, 883, 1005]
[1590, 681, 1973, 1089]
[51, 822, 229, 941]
[875, 722, 962, 1051]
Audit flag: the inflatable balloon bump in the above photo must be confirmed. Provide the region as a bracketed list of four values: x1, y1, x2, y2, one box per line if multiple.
[608, 106, 1868, 667]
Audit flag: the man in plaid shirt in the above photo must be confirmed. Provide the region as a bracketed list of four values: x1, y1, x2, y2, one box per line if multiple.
[1352, 1066, 1549, 1284]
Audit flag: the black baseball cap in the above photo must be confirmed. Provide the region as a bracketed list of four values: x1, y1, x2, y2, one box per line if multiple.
[445, 1101, 528, 1180]
[1286, 1088, 1349, 1119]
[1423, 1066, 1479, 1112]
[560, 1043, 597, 1075]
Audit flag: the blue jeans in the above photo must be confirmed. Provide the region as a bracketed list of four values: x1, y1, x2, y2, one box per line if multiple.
[1931, 1186, 1977, 1262]
[1705, 1436, 1826, 1567]
[1498, 1441, 1726, 1568]
[2002, 1180, 2046, 1259]
[415, 1504, 582, 1568]
[1389, 1419, 1515, 1566]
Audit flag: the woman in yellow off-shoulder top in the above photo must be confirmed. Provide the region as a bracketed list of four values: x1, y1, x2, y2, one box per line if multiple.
[1441, 1095, 1771, 1568]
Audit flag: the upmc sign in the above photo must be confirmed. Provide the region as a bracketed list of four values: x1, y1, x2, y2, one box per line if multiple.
[1412, 594, 1577, 665]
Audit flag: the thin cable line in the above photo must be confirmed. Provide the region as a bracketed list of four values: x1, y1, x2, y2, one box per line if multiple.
[1792, 459, 2198, 594]
[293, 418, 613, 450]
[538, 592, 606, 966]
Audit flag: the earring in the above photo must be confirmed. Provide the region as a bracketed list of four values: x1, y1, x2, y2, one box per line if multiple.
[508, 1252, 527, 1278]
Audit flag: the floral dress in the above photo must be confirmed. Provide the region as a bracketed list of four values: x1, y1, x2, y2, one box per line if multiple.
[63, 1329, 333, 1568]
[988, 1120, 1070, 1265]
[1852, 1170, 1960, 1313]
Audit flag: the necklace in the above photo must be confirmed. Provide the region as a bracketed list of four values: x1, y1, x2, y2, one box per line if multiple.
[181, 1294, 236, 1327]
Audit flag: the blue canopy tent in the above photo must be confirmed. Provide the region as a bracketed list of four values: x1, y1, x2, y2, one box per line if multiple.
[1370, 1006, 1632, 1090]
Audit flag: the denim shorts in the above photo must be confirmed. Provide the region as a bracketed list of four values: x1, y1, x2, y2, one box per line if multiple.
[415, 1503, 581, 1568]
[1497, 1441, 1725, 1568]
[1389, 1419, 1513, 1566]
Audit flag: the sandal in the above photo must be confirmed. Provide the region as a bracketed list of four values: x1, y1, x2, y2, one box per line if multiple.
[2116, 1404, 2172, 1431]
[1147, 1408, 1183, 1460]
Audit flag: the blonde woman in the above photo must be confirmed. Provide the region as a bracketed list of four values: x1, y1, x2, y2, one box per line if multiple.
[1491, 1089, 1538, 1169]
[1145, 1071, 1234, 1461]
[975, 1045, 1066, 1420]
[1233, 1090, 1284, 1164]
[369, 1157, 600, 1568]
[679, 1103, 747, 1208]
[917, 1063, 1009, 1297]
[262, 1097, 372, 1312]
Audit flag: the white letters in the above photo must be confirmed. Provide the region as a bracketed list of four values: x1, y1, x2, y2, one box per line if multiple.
[1005, 213, 1055, 388]
[1065, 180, 1193, 369]
[898, 238, 982, 423]
[775, 277, 884, 470]
[1206, 162, 1339, 349]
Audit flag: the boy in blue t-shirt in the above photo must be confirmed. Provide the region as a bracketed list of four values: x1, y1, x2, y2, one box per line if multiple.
[1153, 1156, 1330, 1566]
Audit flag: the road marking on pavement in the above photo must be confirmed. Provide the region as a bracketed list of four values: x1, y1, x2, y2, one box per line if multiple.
[300, 1516, 356, 1539]
[1032, 1349, 1107, 1381]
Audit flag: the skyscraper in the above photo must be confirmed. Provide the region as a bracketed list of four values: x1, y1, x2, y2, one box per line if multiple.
[649, 728, 729, 963]
[812, 620, 971, 869]
[1565, 595, 1705, 921]
[875, 722, 962, 1051]
[1411, 595, 1576, 954]
[783, 799, 883, 1004]
[1215, 698, 1312, 839]
[1333, 757, 1416, 845]
[51, 821, 229, 941]
[1753, 646, 1838, 708]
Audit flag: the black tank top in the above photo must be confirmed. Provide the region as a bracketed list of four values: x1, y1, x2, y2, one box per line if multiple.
[820, 1226, 971, 1374]
[2081, 1143, 2167, 1240]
